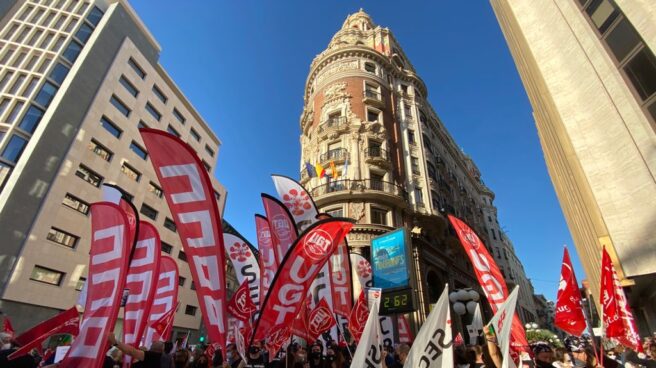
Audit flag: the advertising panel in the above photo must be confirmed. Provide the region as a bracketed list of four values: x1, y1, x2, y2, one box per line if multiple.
[371, 228, 410, 289]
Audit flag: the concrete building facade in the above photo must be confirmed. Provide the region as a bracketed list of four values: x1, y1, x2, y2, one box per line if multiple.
[490, 0, 656, 333]
[299, 10, 539, 332]
[0, 0, 231, 341]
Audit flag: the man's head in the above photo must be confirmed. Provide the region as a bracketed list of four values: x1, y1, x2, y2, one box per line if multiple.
[248, 342, 262, 359]
[150, 341, 165, 353]
[174, 349, 190, 365]
[396, 343, 411, 363]
[532, 342, 554, 364]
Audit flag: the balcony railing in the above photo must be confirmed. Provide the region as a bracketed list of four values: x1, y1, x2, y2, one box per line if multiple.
[364, 89, 382, 100]
[320, 148, 349, 162]
[310, 179, 407, 199]
[320, 116, 347, 130]
[365, 146, 390, 160]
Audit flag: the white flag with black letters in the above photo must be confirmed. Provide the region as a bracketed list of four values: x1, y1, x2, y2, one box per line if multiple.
[351, 292, 383, 368]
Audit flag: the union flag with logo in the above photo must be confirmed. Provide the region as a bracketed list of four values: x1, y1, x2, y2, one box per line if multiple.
[227, 280, 257, 322]
[554, 246, 586, 336]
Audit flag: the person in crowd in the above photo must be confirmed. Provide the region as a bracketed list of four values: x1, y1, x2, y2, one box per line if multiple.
[104, 346, 123, 368]
[245, 341, 265, 368]
[223, 343, 245, 368]
[192, 354, 210, 368]
[174, 348, 191, 368]
[108, 332, 174, 368]
[325, 343, 345, 368]
[466, 345, 486, 368]
[308, 342, 325, 368]
[565, 336, 589, 368]
[454, 345, 470, 368]
[532, 342, 556, 368]
[482, 325, 503, 368]
[383, 344, 395, 368]
[553, 347, 573, 368]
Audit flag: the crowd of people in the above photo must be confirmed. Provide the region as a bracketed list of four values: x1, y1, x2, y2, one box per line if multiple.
[3, 328, 656, 368]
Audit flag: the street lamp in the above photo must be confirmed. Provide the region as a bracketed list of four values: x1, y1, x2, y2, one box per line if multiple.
[449, 288, 481, 344]
[525, 322, 539, 330]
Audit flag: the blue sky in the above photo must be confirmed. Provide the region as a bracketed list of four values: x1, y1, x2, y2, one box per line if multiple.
[130, 1, 585, 302]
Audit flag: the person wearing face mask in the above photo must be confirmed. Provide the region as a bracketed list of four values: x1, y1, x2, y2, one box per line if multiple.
[532, 342, 556, 368]
[245, 342, 265, 368]
[222, 344, 244, 368]
[308, 343, 325, 368]
[564, 336, 589, 368]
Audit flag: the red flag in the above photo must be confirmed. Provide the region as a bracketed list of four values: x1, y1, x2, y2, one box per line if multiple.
[143, 256, 179, 346]
[306, 298, 336, 342]
[122, 222, 161, 367]
[251, 218, 353, 342]
[265, 325, 292, 360]
[554, 246, 586, 336]
[454, 332, 465, 347]
[205, 343, 218, 361]
[102, 184, 139, 252]
[227, 281, 257, 322]
[347, 291, 369, 342]
[256, 214, 276, 310]
[3, 316, 14, 334]
[291, 297, 312, 341]
[448, 215, 529, 354]
[601, 247, 641, 351]
[151, 305, 176, 338]
[8, 307, 79, 360]
[59, 203, 131, 368]
[262, 194, 298, 265]
[329, 239, 352, 318]
[140, 128, 228, 352]
[397, 315, 413, 344]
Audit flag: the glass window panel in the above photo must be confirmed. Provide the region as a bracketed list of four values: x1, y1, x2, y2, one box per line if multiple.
[49, 63, 70, 85]
[121, 162, 141, 181]
[0, 99, 9, 117]
[19, 105, 45, 133]
[88, 139, 112, 161]
[8, 74, 26, 95]
[128, 58, 146, 79]
[145, 102, 161, 121]
[647, 100, 656, 122]
[167, 125, 179, 137]
[14, 27, 31, 43]
[100, 116, 122, 138]
[75, 277, 86, 291]
[18, 6, 33, 21]
[586, 0, 619, 34]
[2, 135, 28, 162]
[86, 6, 104, 27]
[0, 162, 11, 191]
[152, 85, 167, 103]
[75, 165, 102, 187]
[37, 57, 52, 74]
[119, 75, 138, 97]
[62, 193, 89, 214]
[605, 19, 641, 63]
[161, 242, 173, 254]
[140, 203, 157, 220]
[62, 40, 82, 63]
[39, 32, 54, 49]
[6, 101, 25, 124]
[3, 24, 19, 40]
[21, 77, 38, 98]
[149, 182, 164, 198]
[205, 145, 215, 157]
[34, 82, 57, 107]
[30, 265, 64, 285]
[129, 141, 147, 159]
[25, 55, 39, 71]
[173, 108, 185, 124]
[190, 128, 200, 142]
[184, 305, 197, 316]
[110, 95, 130, 117]
[75, 22, 92, 43]
[164, 218, 177, 232]
[12, 51, 27, 68]
[51, 36, 66, 52]
[624, 49, 656, 101]
[0, 49, 15, 65]
[27, 29, 43, 46]
[47, 227, 79, 248]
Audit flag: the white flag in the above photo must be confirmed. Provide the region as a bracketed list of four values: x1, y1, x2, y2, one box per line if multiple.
[487, 286, 519, 368]
[467, 303, 483, 345]
[351, 294, 383, 368]
[404, 284, 453, 368]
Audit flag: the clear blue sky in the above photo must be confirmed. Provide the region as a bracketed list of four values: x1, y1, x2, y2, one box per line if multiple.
[130, 1, 585, 302]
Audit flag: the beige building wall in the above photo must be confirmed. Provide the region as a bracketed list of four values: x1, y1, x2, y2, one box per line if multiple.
[490, 0, 656, 331]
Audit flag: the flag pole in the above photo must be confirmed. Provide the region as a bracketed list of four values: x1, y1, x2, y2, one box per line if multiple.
[333, 314, 353, 360]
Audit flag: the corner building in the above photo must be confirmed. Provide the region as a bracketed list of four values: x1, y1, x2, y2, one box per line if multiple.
[0, 0, 234, 341]
[299, 10, 538, 332]
[491, 0, 656, 333]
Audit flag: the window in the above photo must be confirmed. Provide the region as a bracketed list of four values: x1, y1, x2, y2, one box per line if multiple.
[75, 277, 86, 291]
[25, 55, 39, 70]
[110, 95, 130, 117]
[371, 207, 388, 225]
[145, 102, 161, 121]
[184, 305, 197, 316]
[202, 160, 211, 172]
[8, 74, 26, 95]
[121, 162, 141, 182]
[586, 0, 619, 33]
[30, 265, 64, 286]
[624, 49, 656, 101]
[6, 101, 25, 124]
[326, 207, 343, 218]
[0, 162, 11, 190]
[152, 84, 167, 103]
[164, 217, 176, 232]
[86, 6, 104, 27]
[34, 82, 57, 107]
[401, 84, 409, 94]
[129, 141, 147, 159]
[139, 203, 158, 220]
[205, 145, 215, 157]
[178, 250, 187, 262]
[415, 187, 424, 205]
[605, 18, 640, 62]
[75, 165, 102, 187]
[88, 139, 112, 161]
[214, 191, 221, 202]
[119, 75, 138, 97]
[408, 129, 416, 145]
[17, 105, 44, 133]
[149, 182, 163, 197]
[47, 227, 79, 248]
[100, 116, 122, 138]
[75, 22, 92, 43]
[22, 76, 39, 97]
[190, 128, 201, 142]
[178, 276, 186, 287]
[2, 135, 28, 163]
[0, 99, 9, 116]
[128, 57, 145, 79]
[411, 156, 420, 174]
[62, 193, 89, 214]
[364, 83, 381, 100]
[364, 62, 376, 73]
[173, 108, 186, 124]
[190, 281, 196, 290]
[62, 40, 82, 63]
[167, 125, 180, 137]
[367, 108, 380, 123]
[0, 71, 14, 91]
[161, 241, 173, 254]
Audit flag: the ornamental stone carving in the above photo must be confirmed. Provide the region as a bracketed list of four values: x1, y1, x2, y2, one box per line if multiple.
[315, 60, 359, 85]
[349, 202, 365, 222]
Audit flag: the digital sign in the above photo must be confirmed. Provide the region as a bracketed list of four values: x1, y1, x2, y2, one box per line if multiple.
[371, 228, 410, 289]
[379, 287, 414, 315]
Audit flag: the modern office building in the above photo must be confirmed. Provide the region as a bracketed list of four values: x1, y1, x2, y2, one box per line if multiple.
[0, 0, 232, 340]
[298, 9, 538, 333]
[491, 0, 656, 333]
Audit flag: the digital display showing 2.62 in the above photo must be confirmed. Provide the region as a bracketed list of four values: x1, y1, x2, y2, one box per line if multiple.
[379, 287, 414, 315]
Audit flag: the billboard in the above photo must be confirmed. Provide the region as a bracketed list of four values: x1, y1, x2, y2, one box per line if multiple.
[371, 228, 410, 289]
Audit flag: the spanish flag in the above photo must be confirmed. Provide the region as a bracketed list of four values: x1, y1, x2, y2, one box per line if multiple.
[315, 163, 326, 178]
[330, 160, 338, 179]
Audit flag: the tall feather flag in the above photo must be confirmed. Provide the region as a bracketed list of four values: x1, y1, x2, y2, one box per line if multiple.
[554, 246, 586, 336]
[404, 285, 453, 368]
[351, 290, 383, 368]
[467, 303, 484, 345]
[487, 286, 519, 368]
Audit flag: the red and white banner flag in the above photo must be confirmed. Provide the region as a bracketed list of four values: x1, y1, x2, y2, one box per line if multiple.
[306, 298, 337, 343]
[102, 184, 139, 250]
[351, 293, 383, 368]
[3, 316, 14, 334]
[143, 256, 179, 346]
[348, 291, 369, 342]
[227, 280, 257, 322]
[329, 239, 352, 318]
[223, 221, 260, 309]
[404, 286, 453, 368]
[488, 286, 519, 368]
[291, 296, 312, 342]
[555, 246, 586, 336]
[140, 128, 228, 351]
[272, 175, 318, 232]
[601, 247, 641, 351]
[454, 333, 464, 347]
[122, 222, 161, 367]
[251, 218, 353, 342]
[151, 304, 176, 340]
[398, 315, 413, 344]
[256, 214, 276, 309]
[448, 215, 528, 353]
[59, 202, 131, 368]
[262, 194, 298, 265]
[8, 307, 79, 360]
